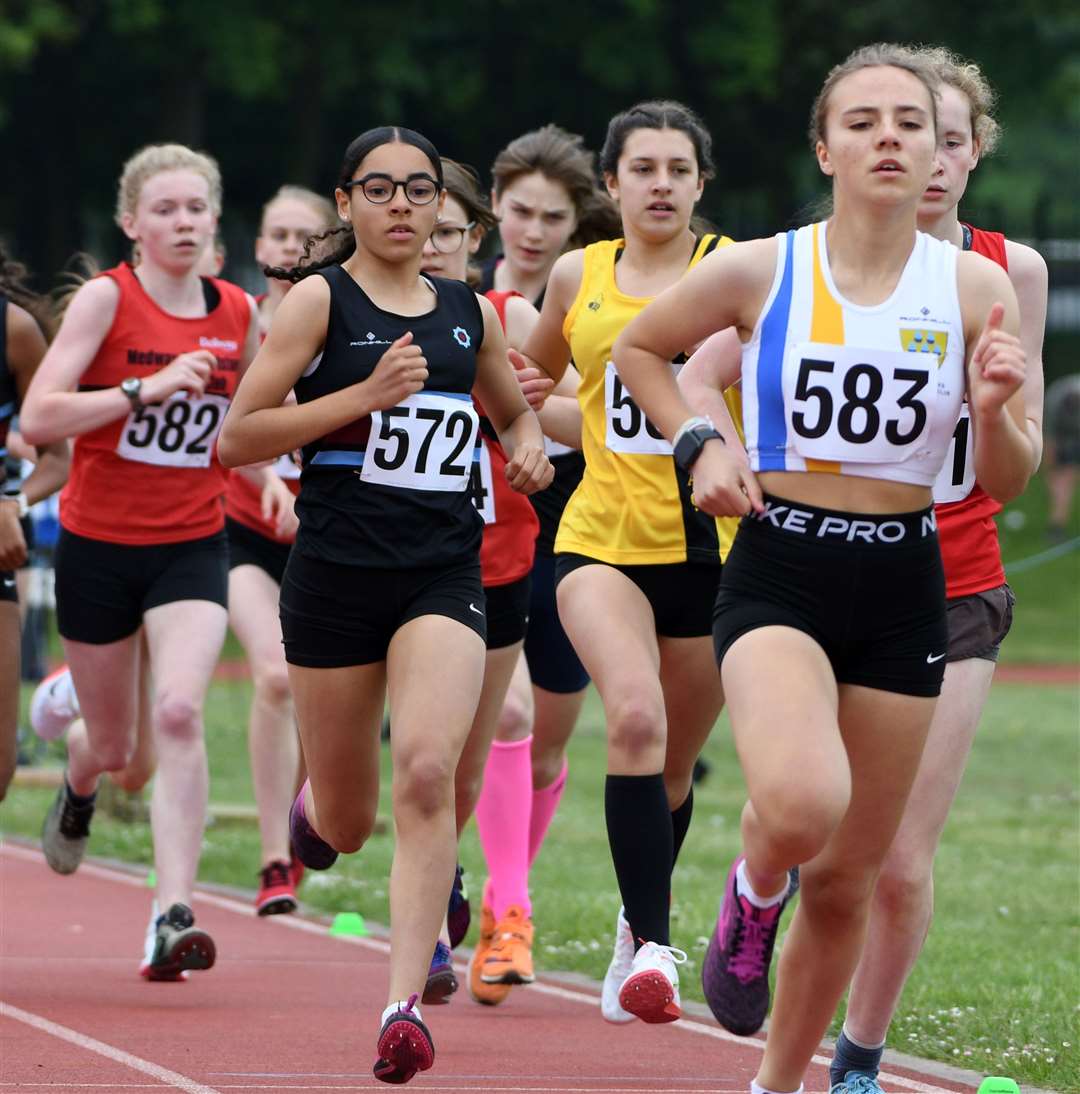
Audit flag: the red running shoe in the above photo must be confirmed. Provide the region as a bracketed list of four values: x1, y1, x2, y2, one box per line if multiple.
[256, 859, 298, 916]
[373, 994, 434, 1084]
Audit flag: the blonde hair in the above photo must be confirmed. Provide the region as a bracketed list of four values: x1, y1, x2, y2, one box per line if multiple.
[809, 43, 941, 150]
[915, 46, 1001, 155]
[115, 143, 223, 225]
[259, 185, 337, 234]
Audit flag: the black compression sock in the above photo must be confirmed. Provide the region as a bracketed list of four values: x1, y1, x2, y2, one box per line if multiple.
[605, 773, 673, 950]
[64, 778, 97, 809]
[671, 786, 694, 865]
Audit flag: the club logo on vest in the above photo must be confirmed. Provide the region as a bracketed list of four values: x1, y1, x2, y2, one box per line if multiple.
[452, 326, 471, 348]
[899, 327, 949, 365]
[587, 294, 603, 311]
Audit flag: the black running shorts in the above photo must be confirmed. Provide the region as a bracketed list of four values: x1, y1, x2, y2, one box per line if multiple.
[280, 551, 486, 668]
[484, 575, 531, 651]
[554, 553, 722, 639]
[226, 517, 291, 587]
[55, 527, 229, 644]
[713, 495, 947, 698]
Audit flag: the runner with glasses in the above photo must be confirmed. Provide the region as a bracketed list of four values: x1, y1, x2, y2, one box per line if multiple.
[218, 127, 551, 1085]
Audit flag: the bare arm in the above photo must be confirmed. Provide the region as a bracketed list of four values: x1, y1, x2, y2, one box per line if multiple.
[959, 251, 1033, 504]
[472, 295, 552, 495]
[1005, 240, 1048, 471]
[517, 250, 584, 386]
[613, 238, 777, 516]
[677, 328, 746, 449]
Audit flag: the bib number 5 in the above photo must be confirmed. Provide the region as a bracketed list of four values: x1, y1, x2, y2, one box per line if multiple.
[604, 361, 674, 455]
[360, 392, 479, 492]
[116, 393, 227, 469]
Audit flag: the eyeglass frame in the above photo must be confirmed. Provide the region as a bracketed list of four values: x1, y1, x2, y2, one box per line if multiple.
[341, 172, 442, 206]
[430, 219, 478, 254]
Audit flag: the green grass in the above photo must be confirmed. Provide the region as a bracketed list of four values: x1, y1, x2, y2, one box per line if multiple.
[997, 470, 1080, 663]
[3, 676, 1078, 1091]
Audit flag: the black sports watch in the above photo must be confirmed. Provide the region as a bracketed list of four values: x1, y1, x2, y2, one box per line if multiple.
[120, 376, 144, 413]
[674, 417, 724, 473]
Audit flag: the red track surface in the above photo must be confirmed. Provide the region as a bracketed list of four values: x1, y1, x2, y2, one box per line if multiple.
[1, 843, 974, 1093]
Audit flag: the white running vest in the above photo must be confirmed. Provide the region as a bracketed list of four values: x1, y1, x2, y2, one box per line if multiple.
[741, 222, 965, 488]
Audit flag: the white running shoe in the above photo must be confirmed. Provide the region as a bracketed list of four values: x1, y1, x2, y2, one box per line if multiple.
[600, 907, 635, 1023]
[30, 665, 80, 741]
[617, 939, 687, 1024]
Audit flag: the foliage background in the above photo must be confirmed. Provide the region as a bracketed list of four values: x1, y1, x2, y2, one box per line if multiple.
[2, 1, 1079, 373]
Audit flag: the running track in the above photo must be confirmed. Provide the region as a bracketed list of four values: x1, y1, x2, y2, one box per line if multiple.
[1, 843, 979, 1093]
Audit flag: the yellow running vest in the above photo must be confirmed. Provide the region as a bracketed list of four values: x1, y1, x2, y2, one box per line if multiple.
[555, 235, 742, 565]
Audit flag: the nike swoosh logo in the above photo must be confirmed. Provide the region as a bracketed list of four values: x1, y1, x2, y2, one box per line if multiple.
[469, 603, 484, 616]
[2, 579, 14, 588]
[926, 652, 946, 663]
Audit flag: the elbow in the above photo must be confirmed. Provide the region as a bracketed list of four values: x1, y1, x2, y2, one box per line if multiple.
[216, 428, 241, 469]
[18, 409, 51, 448]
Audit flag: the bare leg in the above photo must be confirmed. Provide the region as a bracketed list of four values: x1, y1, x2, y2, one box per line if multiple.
[229, 564, 298, 865]
[142, 599, 228, 910]
[386, 615, 485, 1005]
[843, 656, 996, 1045]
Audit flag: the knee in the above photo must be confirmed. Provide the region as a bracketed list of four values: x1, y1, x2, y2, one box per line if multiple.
[320, 807, 376, 855]
[496, 687, 532, 742]
[607, 694, 665, 762]
[752, 779, 849, 864]
[395, 751, 455, 821]
[874, 847, 934, 922]
[153, 693, 201, 744]
[253, 662, 292, 711]
[531, 745, 565, 791]
[802, 864, 878, 929]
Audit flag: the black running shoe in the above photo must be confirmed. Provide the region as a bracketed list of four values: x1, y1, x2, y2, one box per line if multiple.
[140, 903, 216, 982]
[41, 780, 95, 875]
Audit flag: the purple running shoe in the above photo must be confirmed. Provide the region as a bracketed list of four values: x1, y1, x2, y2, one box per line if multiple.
[288, 782, 338, 871]
[702, 854, 794, 1036]
[422, 941, 458, 1005]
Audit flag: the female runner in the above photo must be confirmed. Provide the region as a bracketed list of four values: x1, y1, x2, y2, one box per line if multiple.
[415, 158, 544, 1004]
[217, 127, 550, 1085]
[0, 250, 69, 799]
[614, 44, 1033, 1094]
[826, 46, 1047, 1094]
[459, 128, 618, 960]
[223, 184, 336, 915]
[520, 100, 742, 1025]
[21, 143, 260, 981]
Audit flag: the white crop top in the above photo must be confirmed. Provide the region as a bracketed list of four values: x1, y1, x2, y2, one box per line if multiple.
[740, 222, 965, 488]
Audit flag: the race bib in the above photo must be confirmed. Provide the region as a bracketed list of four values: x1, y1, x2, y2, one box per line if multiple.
[468, 439, 496, 524]
[932, 402, 975, 504]
[116, 392, 228, 469]
[784, 343, 934, 464]
[360, 392, 479, 492]
[604, 360, 674, 455]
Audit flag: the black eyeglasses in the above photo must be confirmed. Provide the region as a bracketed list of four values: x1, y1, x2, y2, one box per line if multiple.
[430, 220, 477, 254]
[342, 173, 440, 206]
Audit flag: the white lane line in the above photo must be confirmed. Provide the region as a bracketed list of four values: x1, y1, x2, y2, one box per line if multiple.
[0, 1001, 222, 1094]
[0, 845, 956, 1092]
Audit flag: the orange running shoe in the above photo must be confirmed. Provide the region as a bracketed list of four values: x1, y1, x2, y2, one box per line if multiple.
[467, 903, 511, 1006]
[480, 905, 535, 985]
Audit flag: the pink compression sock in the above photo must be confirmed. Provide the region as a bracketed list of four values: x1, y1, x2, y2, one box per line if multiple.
[528, 758, 568, 866]
[475, 735, 534, 920]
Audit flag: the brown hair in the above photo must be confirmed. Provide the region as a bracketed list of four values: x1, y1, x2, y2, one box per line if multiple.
[491, 124, 620, 246]
[915, 46, 1001, 155]
[0, 245, 52, 336]
[115, 143, 222, 225]
[440, 160, 498, 235]
[809, 43, 941, 150]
